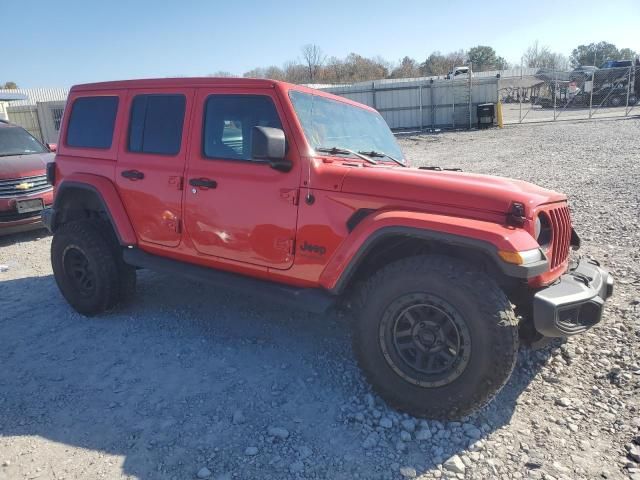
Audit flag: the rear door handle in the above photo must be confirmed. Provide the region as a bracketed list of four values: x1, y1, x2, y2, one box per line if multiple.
[121, 170, 144, 180]
[189, 178, 217, 189]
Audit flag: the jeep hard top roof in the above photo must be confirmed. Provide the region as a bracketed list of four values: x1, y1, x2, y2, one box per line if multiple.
[69, 77, 378, 113]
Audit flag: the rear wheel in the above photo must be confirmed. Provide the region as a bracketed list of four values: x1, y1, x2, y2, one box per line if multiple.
[608, 95, 623, 107]
[51, 220, 135, 315]
[352, 255, 519, 419]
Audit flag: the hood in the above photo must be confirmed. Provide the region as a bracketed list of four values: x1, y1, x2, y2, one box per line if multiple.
[340, 166, 566, 216]
[0, 152, 53, 179]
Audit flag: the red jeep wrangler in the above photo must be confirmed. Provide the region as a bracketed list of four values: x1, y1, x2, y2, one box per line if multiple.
[43, 78, 613, 419]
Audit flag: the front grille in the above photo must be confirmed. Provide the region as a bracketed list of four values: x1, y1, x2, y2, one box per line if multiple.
[548, 205, 572, 269]
[0, 175, 51, 198]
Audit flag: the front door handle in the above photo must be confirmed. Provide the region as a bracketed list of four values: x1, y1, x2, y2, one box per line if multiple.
[121, 169, 145, 180]
[189, 178, 217, 189]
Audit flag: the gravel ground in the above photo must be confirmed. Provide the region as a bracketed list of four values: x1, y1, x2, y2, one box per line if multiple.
[1, 118, 639, 480]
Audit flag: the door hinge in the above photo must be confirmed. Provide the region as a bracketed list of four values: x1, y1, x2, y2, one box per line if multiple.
[169, 176, 184, 190]
[275, 237, 295, 255]
[280, 188, 299, 205]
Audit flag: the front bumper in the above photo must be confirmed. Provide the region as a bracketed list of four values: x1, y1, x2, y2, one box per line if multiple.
[533, 257, 614, 337]
[0, 216, 47, 236]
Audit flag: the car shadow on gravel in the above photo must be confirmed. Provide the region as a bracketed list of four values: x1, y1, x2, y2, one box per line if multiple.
[0, 271, 556, 479]
[0, 227, 50, 247]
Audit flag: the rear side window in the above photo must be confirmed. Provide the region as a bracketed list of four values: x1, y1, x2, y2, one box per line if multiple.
[129, 94, 186, 155]
[66, 96, 118, 149]
[203, 95, 282, 161]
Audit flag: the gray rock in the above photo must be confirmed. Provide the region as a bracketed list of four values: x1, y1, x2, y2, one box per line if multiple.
[629, 445, 640, 463]
[196, 467, 212, 479]
[289, 460, 304, 473]
[400, 430, 412, 442]
[379, 417, 393, 429]
[364, 393, 375, 409]
[244, 446, 258, 456]
[232, 409, 246, 424]
[362, 432, 379, 449]
[462, 424, 482, 440]
[415, 428, 432, 441]
[401, 419, 416, 432]
[443, 454, 466, 474]
[525, 455, 544, 469]
[268, 426, 289, 439]
[395, 440, 407, 453]
[555, 397, 571, 408]
[399, 466, 417, 478]
[297, 446, 312, 459]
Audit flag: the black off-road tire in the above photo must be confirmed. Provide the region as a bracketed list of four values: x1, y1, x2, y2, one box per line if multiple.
[352, 254, 519, 419]
[51, 220, 135, 315]
[93, 220, 137, 305]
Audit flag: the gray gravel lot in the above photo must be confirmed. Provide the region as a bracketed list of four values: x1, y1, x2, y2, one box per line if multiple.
[1, 118, 639, 480]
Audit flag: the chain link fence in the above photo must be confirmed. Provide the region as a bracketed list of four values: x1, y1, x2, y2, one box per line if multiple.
[500, 65, 639, 124]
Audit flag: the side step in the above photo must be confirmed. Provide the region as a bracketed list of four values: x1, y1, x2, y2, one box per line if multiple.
[122, 248, 336, 314]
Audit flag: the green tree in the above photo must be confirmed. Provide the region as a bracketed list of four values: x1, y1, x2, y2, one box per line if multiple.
[495, 56, 510, 70]
[618, 48, 637, 60]
[2, 81, 18, 89]
[569, 41, 635, 67]
[467, 45, 499, 71]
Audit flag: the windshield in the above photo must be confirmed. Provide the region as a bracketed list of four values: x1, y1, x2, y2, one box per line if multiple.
[289, 90, 405, 162]
[0, 127, 48, 156]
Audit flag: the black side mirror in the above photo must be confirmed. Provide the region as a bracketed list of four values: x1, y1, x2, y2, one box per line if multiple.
[251, 126, 291, 172]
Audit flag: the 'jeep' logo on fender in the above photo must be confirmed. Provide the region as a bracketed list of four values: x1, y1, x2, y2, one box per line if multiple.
[300, 240, 326, 256]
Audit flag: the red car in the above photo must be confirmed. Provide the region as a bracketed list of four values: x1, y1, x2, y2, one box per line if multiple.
[44, 78, 613, 419]
[0, 120, 55, 235]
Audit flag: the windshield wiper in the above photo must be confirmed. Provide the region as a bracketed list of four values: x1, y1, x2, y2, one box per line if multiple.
[358, 150, 406, 167]
[419, 166, 463, 172]
[316, 146, 378, 165]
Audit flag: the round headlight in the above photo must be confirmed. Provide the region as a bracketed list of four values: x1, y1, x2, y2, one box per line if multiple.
[536, 213, 552, 248]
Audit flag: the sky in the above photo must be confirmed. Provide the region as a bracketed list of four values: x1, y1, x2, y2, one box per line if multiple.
[4, 0, 639, 88]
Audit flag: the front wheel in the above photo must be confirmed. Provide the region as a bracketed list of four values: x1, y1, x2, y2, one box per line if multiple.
[352, 255, 519, 419]
[51, 220, 134, 316]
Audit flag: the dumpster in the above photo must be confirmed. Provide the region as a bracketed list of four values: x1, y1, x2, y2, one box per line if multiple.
[477, 103, 495, 129]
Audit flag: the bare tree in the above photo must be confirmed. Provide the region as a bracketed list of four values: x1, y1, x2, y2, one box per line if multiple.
[2, 81, 18, 89]
[421, 50, 466, 76]
[243, 67, 267, 79]
[390, 57, 421, 79]
[208, 71, 234, 77]
[524, 41, 569, 70]
[264, 66, 286, 81]
[301, 44, 326, 83]
[322, 56, 346, 83]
